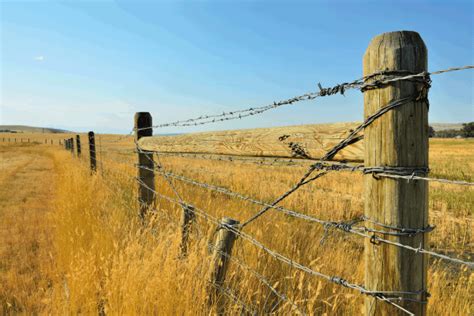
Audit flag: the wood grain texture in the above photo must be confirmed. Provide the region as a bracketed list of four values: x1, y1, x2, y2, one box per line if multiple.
[139, 122, 364, 161]
[363, 31, 428, 316]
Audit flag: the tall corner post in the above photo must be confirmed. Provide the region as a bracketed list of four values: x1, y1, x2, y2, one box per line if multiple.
[363, 31, 429, 315]
[135, 112, 155, 219]
[88, 132, 97, 173]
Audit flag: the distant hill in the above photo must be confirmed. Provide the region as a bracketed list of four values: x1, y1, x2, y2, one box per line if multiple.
[0, 125, 71, 134]
[431, 123, 464, 131]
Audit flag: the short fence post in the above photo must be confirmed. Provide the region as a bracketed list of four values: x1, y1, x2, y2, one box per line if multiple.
[363, 31, 428, 315]
[51, 139, 53, 145]
[135, 112, 155, 219]
[88, 132, 97, 173]
[76, 135, 82, 157]
[179, 204, 196, 257]
[207, 217, 240, 314]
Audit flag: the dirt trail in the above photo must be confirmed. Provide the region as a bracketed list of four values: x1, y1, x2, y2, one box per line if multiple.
[0, 143, 57, 314]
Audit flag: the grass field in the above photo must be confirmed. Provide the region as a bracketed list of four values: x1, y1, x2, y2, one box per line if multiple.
[0, 133, 472, 315]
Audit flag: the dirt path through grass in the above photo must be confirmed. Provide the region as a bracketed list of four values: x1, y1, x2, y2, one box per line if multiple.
[0, 143, 57, 314]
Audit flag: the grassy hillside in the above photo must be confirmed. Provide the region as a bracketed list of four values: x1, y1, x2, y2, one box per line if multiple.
[0, 125, 70, 134]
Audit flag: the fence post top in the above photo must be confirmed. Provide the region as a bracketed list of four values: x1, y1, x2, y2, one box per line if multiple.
[135, 111, 151, 116]
[135, 112, 153, 139]
[88, 131, 94, 137]
[134, 112, 152, 125]
[366, 30, 426, 54]
[220, 217, 239, 226]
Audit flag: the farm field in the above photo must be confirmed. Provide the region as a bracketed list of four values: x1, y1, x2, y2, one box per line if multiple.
[0, 133, 473, 315]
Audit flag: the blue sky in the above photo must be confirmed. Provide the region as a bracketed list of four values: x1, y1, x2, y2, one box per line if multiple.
[1, 0, 472, 134]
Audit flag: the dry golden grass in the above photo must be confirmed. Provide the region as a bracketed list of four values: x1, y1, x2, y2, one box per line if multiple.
[0, 134, 472, 315]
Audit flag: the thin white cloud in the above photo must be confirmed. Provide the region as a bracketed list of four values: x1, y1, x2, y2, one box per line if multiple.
[34, 56, 45, 62]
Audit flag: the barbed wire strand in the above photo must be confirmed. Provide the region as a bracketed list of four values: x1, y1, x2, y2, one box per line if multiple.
[369, 172, 474, 186]
[134, 65, 471, 132]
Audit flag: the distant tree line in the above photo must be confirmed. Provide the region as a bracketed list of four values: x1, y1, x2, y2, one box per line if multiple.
[429, 122, 474, 138]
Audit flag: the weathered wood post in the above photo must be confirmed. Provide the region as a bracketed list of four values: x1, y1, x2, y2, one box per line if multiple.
[70, 137, 75, 154]
[135, 112, 155, 219]
[179, 204, 196, 257]
[76, 135, 82, 157]
[207, 217, 240, 314]
[363, 31, 428, 315]
[88, 132, 97, 173]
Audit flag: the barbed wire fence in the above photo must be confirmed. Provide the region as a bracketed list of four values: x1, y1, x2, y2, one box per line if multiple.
[47, 32, 474, 315]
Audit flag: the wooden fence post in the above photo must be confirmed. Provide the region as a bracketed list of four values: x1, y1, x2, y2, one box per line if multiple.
[363, 31, 428, 315]
[135, 112, 155, 219]
[76, 135, 82, 157]
[88, 132, 97, 173]
[179, 204, 196, 257]
[207, 217, 240, 314]
[70, 137, 75, 154]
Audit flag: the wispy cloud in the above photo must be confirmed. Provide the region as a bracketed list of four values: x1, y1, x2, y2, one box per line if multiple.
[34, 56, 45, 62]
